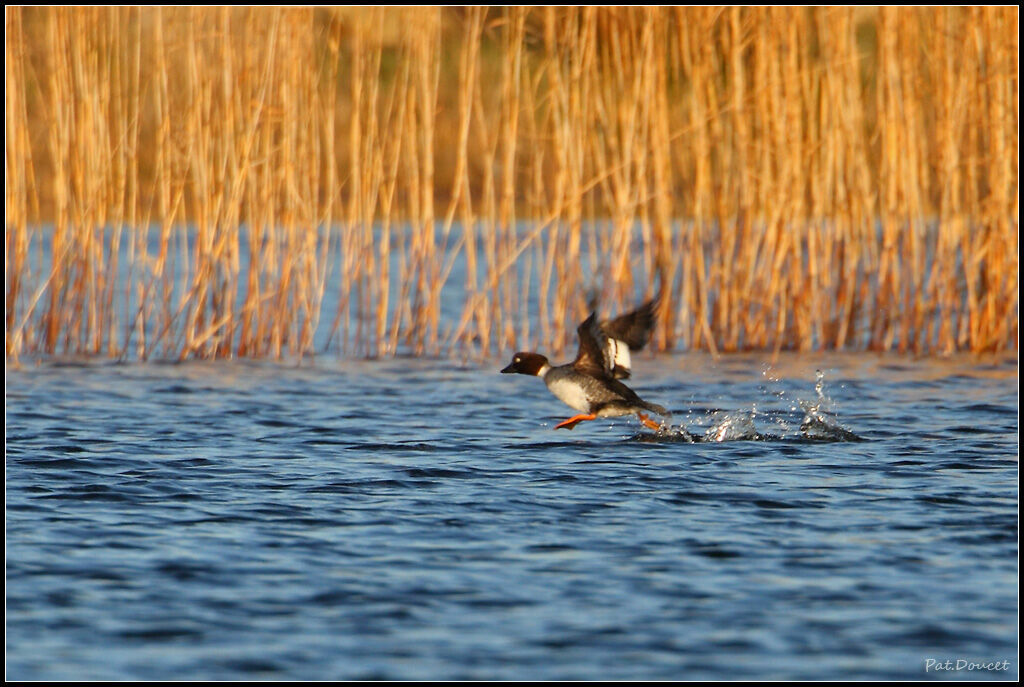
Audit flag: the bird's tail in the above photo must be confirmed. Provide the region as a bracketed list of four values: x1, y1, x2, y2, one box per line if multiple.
[641, 400, 670, 417]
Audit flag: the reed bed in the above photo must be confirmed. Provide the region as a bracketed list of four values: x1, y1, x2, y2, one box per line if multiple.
[5, 6, 1018, 362]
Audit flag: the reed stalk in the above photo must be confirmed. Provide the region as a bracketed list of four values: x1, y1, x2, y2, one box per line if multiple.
[5, 6, 1018, 363]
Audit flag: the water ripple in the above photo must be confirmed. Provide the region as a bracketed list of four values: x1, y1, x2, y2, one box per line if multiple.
[5, 353, 1018, 681]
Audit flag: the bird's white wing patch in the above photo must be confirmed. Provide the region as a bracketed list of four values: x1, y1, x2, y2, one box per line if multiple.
[605, 337, 632, 376]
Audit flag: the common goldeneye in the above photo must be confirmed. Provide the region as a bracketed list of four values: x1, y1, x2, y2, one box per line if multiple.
[500, 297, 669, 430]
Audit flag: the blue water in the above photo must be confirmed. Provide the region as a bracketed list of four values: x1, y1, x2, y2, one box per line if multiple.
[5, 352, 1018, 680]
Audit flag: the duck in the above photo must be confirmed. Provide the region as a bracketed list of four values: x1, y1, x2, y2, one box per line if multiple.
[500, 296, 669, 430]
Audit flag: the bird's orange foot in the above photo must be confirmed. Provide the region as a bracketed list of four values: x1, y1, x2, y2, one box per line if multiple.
[637, 413, 662, 432]
[554, 413, 597, 430]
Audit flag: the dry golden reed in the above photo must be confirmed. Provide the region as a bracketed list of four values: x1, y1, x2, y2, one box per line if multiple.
[5, 6, 1018, 362]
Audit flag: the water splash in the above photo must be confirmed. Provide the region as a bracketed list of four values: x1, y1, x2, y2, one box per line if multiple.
[631, 424, 697, 443]
[704, 409, 759, 442]
[797, 370, 863, 442]
[632, 414, 698, 442]
[635, 368, 861, 443]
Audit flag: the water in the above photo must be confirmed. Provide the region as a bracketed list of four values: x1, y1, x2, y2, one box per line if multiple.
[5, 352, 1018, 680]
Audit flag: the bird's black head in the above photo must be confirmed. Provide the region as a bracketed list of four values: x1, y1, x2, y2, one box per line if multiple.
[500, 352, 549, 376]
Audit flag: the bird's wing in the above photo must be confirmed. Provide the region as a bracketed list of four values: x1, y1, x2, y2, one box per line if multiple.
[572, 312, 613, 379]
[601, 296, 659, 350]
[598, 296, 660, 379]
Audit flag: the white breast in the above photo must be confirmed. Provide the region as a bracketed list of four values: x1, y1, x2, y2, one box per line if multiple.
[545, 375, 591, 412]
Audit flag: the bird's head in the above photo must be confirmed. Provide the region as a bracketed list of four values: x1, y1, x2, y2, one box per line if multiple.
[500, 352, 549, 376]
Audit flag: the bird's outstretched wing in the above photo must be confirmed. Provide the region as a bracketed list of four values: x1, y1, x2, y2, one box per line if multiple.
[602, 296, 661, 379]
[572, 295, 660, 380]
[572, 311, 610, 379]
